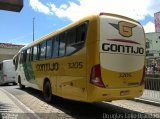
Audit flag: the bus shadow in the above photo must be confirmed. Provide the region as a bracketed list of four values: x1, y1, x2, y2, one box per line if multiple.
[18, 87, 157, 119]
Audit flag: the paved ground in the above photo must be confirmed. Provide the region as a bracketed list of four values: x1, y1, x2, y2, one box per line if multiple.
[1, 85, 160, 119]
[0, 88, 23, 119]
[0, 88, 40, 119]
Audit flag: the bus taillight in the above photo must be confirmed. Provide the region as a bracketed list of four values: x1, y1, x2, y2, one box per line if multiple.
[90, 64, 106, 88]
[3, 74, 7, 80]
[140, 66, 145, 85]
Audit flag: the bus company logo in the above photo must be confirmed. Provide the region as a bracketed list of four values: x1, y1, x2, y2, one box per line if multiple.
[109, 21, 136, 37]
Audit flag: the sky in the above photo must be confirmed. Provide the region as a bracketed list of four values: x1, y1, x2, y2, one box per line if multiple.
[0, 0, 160, 45]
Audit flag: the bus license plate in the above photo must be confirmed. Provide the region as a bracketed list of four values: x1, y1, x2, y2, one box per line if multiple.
[120, 90, 129, 96]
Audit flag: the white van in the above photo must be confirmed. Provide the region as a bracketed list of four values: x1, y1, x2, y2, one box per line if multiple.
[0, 59, 16, 85]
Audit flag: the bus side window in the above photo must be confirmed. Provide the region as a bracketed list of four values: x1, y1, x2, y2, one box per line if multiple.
[33, 45, 38, 61]
[66, 28, 76, 55]
[37, 44, 40, 60]
[15, 54, 19, 70]
[19, 52, 23, 64]
[59, 33, 66, 57]
[52, 36, 59, 58]
[22, 50, 27, 64]
[30, 47, 33, 61]
[26, 48, 31, 63]
[66, 22, 88, 55]
[76, 22, 88, 43]
[40, 41, 46, 60]
[46, 39, 52, 59]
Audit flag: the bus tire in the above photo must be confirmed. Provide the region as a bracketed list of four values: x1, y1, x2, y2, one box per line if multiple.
[43, 81, 53, 103]
[18, 76, 25, 89]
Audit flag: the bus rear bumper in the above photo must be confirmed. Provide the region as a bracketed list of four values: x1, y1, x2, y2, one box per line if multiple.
[87, 85, 144, 103]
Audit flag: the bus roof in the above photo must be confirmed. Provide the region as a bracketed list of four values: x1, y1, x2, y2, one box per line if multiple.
[21, 12, 141, 50]
[27, 14, 97, 48]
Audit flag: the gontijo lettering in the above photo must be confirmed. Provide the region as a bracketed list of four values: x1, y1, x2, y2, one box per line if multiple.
[36, 63, 59, 71]
[102, 39, 144, 55]
[102, 43, 144, 55]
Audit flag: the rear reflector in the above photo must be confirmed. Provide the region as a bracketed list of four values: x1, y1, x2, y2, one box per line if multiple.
[90, 64, 106, 88]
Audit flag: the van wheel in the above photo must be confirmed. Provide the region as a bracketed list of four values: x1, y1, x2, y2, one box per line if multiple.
[18, 76, 25, 89]
[43, 81, 53, 103]
[13, 82, 17, 85]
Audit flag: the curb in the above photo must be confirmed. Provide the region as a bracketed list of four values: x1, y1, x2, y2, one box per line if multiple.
[134, 98, 160, 107]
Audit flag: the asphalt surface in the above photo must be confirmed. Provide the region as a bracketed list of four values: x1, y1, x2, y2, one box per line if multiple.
[0, 85, 160, 119]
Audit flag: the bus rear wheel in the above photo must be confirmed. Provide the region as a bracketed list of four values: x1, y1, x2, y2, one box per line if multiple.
[43, 81, 53, 103]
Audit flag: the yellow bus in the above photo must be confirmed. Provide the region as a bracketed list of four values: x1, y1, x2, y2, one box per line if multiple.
[13, 13, 145, 103]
